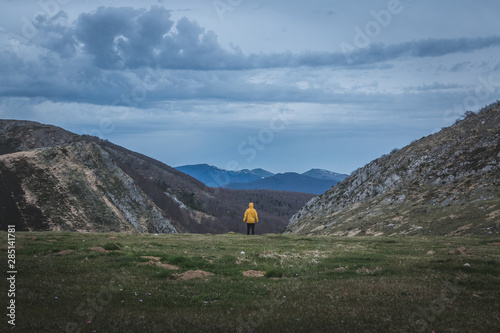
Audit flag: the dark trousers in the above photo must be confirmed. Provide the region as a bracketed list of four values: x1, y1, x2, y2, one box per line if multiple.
[247, 223, 255, 235]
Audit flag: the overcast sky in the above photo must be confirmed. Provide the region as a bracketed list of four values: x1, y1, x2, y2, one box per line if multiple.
[1, 0, 499, 174]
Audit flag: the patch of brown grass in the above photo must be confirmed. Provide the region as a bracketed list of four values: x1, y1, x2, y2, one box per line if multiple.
[174, 270, 213, 280]
[137, 260, 180, 270]
[448, 246, 473, 255]
[18, 234, 37, 240]
[54, 250, 74, 255]
[243, 270, 265, 277]
[90, 246, 108, 252]
[259, 251, 286, 260]
[355, 267, 382, 274]
[140, 256, 161, 261]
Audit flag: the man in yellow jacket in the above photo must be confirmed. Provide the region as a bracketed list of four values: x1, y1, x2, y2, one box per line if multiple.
[243, 202, 258, 235]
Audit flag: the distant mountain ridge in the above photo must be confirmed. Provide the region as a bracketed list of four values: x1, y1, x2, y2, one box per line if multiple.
[285, 102, 500, 236]
[0, 120, 314, 234]
[223, 172, 342, 195]
[175, 164, 349, 194]
[302, 169, 349, 183]
[175, 164, 274, 187]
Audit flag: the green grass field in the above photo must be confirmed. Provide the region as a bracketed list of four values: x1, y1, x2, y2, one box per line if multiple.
[2, 231, 500, 332]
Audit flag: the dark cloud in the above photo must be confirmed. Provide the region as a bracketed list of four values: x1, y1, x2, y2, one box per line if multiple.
[32, 11, 78, 59]
[411, 82, 462, 91]
[75, 6, 150, 68]
[1, 6, 499, 108]
[71, 6, 500, 70]
[343, 36, 500, 66]
[74, 6, 238, 70]
[157, 17, 240, 70]
[449, 61, 471, 72]
[408, 36, 500, 57]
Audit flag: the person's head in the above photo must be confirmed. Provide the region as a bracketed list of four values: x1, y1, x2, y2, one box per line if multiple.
[249, 202, 254, 209]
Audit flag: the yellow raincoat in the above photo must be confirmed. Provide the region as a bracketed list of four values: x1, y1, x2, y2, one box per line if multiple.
[243, 202, 259, 224]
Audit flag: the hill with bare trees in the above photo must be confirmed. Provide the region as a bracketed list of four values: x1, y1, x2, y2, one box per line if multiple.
[0, 120, 313, 234]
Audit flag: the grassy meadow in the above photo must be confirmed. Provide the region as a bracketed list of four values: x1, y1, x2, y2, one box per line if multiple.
[2, 231, 500, 332]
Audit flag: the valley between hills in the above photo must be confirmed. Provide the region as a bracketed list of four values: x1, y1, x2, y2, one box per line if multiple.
[0, 120, 313, 234]
[1, 102, 499, 236]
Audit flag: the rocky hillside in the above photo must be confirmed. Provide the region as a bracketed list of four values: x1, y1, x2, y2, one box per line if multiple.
[285, 102, 500, 236]
[0, 120, 313, 233]
[0, 141, 177, 233]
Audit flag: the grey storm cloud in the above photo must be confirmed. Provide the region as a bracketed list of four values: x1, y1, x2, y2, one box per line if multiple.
[31, 11, 78, 59]
[1, 6, 499, 107]
[76, 6, 175, 68]
[345, 36, 500, 66]
[74, 6, 239, 70]
[69, 6, 500, 70]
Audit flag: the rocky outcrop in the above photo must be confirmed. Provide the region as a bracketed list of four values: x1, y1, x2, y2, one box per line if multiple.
[0, 141, 177, 233]
[285, 102, 500, 236]
[0, 120, 80, 155]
